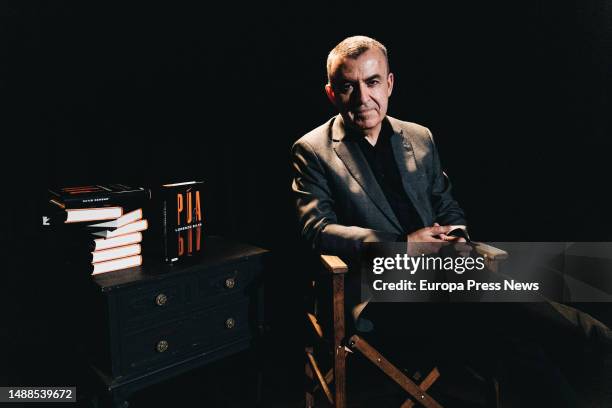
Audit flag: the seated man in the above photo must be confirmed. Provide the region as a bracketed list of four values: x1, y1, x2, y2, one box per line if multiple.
[291, 35, 611, 406]
[292, 35, 469, 325]
[292, 36, 465, 256]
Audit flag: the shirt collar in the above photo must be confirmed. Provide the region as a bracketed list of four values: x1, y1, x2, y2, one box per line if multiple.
[346, 116, 394, 148]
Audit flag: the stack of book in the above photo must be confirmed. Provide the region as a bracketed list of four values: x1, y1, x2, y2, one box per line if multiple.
[46, 184, 150, 275]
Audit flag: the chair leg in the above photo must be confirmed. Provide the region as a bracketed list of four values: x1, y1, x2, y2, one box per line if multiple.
[332, 273, 346, 408]
[306, 347, 335, 406]
[333, 345, 347, 408]
[313, 369, 334, 394]
[349, 335, 444, 408]
[305, 347, 315, 408]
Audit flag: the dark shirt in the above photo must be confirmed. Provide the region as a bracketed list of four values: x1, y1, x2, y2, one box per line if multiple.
[355, 121, 424, 236]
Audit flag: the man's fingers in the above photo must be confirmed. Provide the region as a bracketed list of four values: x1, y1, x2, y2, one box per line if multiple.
[430, 225, 453, 235]
[440, 234, 467, 243]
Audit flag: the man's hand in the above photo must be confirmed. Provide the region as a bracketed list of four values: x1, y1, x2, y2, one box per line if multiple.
[433, 223, 472, 257]
[406, 223, 468, 256]
[407, 223, 464, 243]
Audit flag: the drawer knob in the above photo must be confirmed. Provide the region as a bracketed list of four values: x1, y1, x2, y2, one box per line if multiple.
[225, 317, 236, 329]
[156, 340, 169, 353]
[155, 293, 168, 306]
[225, 277, 236, 289]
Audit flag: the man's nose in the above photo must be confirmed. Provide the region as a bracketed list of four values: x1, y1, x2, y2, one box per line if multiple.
[353, 82, 371, 105]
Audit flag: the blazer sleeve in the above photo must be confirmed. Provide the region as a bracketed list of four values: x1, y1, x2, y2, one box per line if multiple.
[425, 128, 468, 227]
[291, 140, 399, 257]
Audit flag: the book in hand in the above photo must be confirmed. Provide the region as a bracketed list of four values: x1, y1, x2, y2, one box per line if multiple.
[49, 184, 149, 209]
[90, 255, 142, 275]
[158, 180, 204, 263]
[91, 219, 148, 239]
[88, 208, 142, 229]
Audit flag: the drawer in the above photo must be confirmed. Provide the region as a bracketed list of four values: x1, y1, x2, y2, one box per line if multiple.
[119, 280, 189, 328]
[119, 297, 252, 375]
[195, 260, 258, 303]
[190, 297, 252, 348]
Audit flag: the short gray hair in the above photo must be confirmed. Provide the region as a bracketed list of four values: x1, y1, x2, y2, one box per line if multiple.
[326, 35, 389, 83]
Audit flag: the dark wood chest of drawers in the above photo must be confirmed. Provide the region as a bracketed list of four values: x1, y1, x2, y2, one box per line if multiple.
[83, 236, 268, 407]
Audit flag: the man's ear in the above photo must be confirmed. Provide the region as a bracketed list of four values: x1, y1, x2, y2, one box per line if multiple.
[325, 83, 336, 105]
[387, 72, 394, 97]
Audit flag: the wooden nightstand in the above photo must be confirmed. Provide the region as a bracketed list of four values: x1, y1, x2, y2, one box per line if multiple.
[81, 236, 268, 407]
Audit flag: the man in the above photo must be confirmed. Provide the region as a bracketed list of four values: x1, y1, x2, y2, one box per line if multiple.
[292, 36, 466, 259]
[291, 35, 468, 322]
[291, 35, 478, 356]
[291, 36, 611, 406]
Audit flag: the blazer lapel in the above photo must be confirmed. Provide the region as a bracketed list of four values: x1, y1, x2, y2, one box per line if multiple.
[390, 129, 429, 226]
[331, 116, 403, 232]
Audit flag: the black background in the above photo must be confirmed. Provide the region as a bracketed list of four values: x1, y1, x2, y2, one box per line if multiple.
[1, 0, 611, 403]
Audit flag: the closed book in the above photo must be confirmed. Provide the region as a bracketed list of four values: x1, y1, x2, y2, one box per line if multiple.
[157, 181, 204, 263]
[91, 244, 141, 264]
[88, 208, 143, 229]
[93, 232, 143, 251]
[90, 255, 142, 275]
[48, 231, 143, 253]
[65, 206, 123, 223]
[45, 234, 144, 270]
[49, 184, 149, 209]
[91, 219, 148, 238]
[46, 200, 123, 224]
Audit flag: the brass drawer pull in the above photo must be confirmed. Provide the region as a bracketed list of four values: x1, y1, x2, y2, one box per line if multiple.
[225, 277, 236, 289]
[156, 340, 169, 353]
[225, 317, 236, 329]
[155, 293, 168, 306]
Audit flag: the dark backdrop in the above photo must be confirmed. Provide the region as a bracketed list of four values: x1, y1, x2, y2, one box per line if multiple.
[2, 0, 611, 395]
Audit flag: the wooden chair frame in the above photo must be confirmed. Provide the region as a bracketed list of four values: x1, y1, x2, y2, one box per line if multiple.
[305, 243, 508, 408]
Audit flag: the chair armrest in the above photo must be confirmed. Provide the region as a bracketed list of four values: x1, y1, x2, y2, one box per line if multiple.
[472, 242, 508, 261]
[320, 255, 349, 274]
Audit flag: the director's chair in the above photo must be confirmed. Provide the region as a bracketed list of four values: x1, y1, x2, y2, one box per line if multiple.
[305, 243, 508, 408]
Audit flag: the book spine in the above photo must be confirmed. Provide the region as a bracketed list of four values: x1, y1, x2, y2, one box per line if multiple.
[163, 200, 169, 262]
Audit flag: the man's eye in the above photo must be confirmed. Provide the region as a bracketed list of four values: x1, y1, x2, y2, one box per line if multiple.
[367, 79, 380, 86]
[341, 84, 353, 92]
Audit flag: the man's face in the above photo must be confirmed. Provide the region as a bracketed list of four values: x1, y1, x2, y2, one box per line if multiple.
[326, 48, 394, 133]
